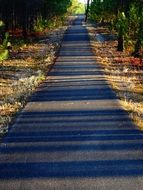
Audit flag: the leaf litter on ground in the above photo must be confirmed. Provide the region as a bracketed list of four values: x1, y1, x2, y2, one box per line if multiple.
[87, 23, 143, 130]
[0, 26, 67, 136]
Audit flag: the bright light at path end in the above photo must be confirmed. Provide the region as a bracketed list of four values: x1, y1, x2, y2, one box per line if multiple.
[78, 0, 86, 4]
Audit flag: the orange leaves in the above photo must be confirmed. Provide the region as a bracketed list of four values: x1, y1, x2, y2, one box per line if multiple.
[130, 58, 143, 67]
[113, 57, 143, 68]
[9, 29, 46, 38]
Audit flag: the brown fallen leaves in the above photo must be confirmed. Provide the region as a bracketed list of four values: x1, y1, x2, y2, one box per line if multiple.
[88, 24, 143, 130]
[0, 27, 66, 135]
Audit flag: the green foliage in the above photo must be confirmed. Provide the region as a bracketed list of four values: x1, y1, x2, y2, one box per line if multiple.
[89, 0, 143, 55]
[0, 20, 5, 34]
[0, 29, 10, 61]
[0, 49, 9, 62]
[34, 16, 48, 32]
[0, 0, 71, 37]
[90, 0, 117, 22]
[90, 0, 103, 22]
[2, 32, 9, 49]
[129, 4, 140, 36]
[116, 12, 128, 36]
[34, 15, 67, 32]
[68, 0, 85, 14]
[75, 2, 85, 14]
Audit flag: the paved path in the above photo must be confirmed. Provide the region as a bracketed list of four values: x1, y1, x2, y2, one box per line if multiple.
[1, 16, 143, 190]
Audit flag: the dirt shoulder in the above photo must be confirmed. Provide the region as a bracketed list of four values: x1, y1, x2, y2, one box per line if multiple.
[87, 22, 143, 130]
[0, 25, 68, 136]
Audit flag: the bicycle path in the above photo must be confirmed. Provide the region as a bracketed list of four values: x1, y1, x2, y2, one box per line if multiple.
[0, 16, 143, 190]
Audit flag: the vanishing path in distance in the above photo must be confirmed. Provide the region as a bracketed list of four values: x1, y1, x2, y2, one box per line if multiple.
[0, 16, 143, 190]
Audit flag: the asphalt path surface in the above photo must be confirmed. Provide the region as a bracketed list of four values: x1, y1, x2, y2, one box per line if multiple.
[0, 16, 143, 190]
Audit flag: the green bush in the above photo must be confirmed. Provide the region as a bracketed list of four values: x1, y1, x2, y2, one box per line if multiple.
[68, 0, 85, 15]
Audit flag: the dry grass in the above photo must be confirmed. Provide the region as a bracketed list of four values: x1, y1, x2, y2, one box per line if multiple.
[0, 26, 66, 135]
[87, 24, 143, 130]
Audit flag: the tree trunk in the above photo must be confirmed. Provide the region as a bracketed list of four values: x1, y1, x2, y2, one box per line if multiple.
[132, 39, 142, 57]
[117, 34, 124, 51]
[85, 0, 90, 22]
[22, 15, 28, 39]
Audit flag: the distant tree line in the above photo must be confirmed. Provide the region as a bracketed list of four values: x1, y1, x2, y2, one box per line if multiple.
[90, 0, 143, 57]
[68, 0, 85, 15]
[0, 0, 71, 38]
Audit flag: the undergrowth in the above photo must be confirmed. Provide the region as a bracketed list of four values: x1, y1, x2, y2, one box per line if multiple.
[0, 26, 67, 135]
[88, 24, 143, 130]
